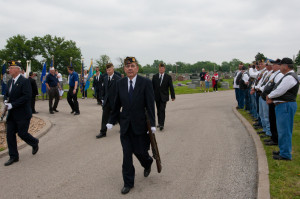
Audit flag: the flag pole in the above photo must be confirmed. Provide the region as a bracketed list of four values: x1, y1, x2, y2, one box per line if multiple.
[70, 57, 73, 67]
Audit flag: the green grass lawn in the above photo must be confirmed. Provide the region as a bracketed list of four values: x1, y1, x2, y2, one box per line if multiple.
[238, 97, 300, 199]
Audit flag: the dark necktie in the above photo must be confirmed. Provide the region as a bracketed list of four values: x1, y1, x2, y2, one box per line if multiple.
[129, 80, 133, 103]
[9, 80, 15, 93]
[108, 76, 111, 85]
[159, 75, 162, 86]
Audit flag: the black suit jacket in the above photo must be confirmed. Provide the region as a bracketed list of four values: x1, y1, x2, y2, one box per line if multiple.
[29, 77, 38, 97]
[109, 75, 155, 135]
[152, 73, 175, 102]
[5, 75, 32, 121]
[102, 74, 121, 109]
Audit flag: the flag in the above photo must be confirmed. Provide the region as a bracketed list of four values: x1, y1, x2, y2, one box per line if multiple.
[1, 63, 7, 95]
[84, 60, 93, 91]
[80, 60, 84, 94]
[41, 62, 47, 94]
[25, 60, 31, 78]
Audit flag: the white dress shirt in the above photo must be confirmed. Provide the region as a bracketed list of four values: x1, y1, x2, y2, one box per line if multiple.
[260, 70, 283, 92]
[159, 73, 164, 85]
[128, 75, 137, 91]
[242, 72, 250, 83]
[268, 70, 298, 102]
[249, 68, 259, 79]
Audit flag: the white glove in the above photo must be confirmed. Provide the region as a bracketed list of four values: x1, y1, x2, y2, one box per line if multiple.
[5, 103, 12, 110]
[101, 100, 104, 104]
[106, 123, 113, 130]
[4, 100, 7, 103]
[92, 87, 94, 90]
[147, 127, 156, 134]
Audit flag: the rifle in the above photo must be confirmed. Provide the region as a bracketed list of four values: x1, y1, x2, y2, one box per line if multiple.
[0, 104, 8, 121]
[146, 112, 162, 173]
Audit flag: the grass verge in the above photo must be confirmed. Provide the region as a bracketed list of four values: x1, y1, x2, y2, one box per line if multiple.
[238, 97, 300, 199]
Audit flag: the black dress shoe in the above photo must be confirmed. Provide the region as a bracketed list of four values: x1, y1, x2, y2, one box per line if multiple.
[272, 151, 280, 155]
[32, 144, 39, 155]
[53, 109, 59, 112]
[121, 187, 131, 194]
[264, 139, 272, 143]
[50, 111, 54, 114]
[96, 133, 106, 139]
[254, 126, 262, 130]
[74, 112, 80, 115]
[260, 135, 270, 138]
[144, 167, 151, 177]
[157, 125, 160, 128]
[257, 131, 265, 134]
[32, 111, 38, 114]
[160, 126, 164, 131]
[265, 141, 278, 146]
[71, 110, 75, 114]
[273, 154, 291, 161]
[4, 157, 19, 166]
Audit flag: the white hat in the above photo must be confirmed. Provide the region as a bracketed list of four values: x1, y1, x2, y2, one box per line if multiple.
[50, 67, 55, 70]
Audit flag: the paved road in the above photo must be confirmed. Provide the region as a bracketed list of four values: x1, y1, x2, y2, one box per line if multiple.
[0, 90, 257, 199]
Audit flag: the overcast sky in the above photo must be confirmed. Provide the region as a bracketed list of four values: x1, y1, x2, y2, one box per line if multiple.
[1, 0, 300, 66]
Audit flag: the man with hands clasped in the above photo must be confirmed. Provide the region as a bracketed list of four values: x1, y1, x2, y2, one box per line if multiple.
[106, 57, 156, 194]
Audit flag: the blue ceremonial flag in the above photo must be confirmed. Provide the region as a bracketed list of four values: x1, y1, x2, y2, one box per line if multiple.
[1, 63, 7, 95]
[41, 62, 47, 94]
[84, 60, 93, 91]
[80, 60, 84, 94]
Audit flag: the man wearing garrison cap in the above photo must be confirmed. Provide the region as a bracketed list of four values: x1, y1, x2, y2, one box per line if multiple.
[45, 67, 61, 114]
[3, 61, 39, 166]
[106, 57, 156, 194]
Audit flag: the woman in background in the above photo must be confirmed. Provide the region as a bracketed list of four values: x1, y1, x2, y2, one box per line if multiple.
[204, 71, 211, 93]
[82, 70, 88, 99]
[212, 71, 219, 92]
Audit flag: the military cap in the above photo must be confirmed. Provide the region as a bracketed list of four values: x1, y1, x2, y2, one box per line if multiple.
[280, 57, 293, 65]
[270, 59, 281, 64]
[8, 60, 21, 67]
[124, 57, 137, 64]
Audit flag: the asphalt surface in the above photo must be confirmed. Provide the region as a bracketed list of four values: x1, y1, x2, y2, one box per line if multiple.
[0, 90, 257, 199]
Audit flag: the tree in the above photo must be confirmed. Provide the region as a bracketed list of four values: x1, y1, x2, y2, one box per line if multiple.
[95, 55, 111, 73]
[255, 52, 266, 62]
[39, 35, 82, 74]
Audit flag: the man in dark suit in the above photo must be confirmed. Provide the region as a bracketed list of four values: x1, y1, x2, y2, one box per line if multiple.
[92, 70, 103, 105]
[29, 72, 39, 114]
[96, 63, 121, 138]
[3, 61, 39, 166]
[106, 57, 156, 194]
[152, 63, 175, 131]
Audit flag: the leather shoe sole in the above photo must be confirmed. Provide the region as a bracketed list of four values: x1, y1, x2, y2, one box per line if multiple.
[74, 112, 80, 115]
[4, 158, 19, 166]
[121, 187, 131, 194]
[272, 151, 280, 155]
[53, 109, 59, 112]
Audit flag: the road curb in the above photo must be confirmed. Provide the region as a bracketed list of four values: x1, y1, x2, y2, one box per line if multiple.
[0, 115, 52, 159]
[232, 107, 270, 199]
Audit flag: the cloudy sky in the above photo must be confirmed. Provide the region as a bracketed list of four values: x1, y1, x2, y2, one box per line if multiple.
[1, 0, 300, 66]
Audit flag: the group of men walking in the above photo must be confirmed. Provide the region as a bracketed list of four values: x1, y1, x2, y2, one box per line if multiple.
[2, 57, 176, 195]
[234, 58, 299, 161]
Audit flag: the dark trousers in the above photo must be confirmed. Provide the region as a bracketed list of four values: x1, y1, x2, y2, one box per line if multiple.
[100, 104, 112, 133]
[269, 103, 278, 144]
[120, 125, 153, 188]
[255, 91, 262, 126]
[31, 96, 36, 113]
[95, 87, 101, 104]
[244, 88, 250, 111]
[82, 83, 87, 97]
[48, 87, 59, 112]
[6, 119, 39, 158]
[156, 100, 167, 127]
[213, 80, 218, 91]
[67, 87, 80, 113]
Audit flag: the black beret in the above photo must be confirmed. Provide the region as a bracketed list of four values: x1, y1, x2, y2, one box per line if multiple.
[270, 59, 281, 64]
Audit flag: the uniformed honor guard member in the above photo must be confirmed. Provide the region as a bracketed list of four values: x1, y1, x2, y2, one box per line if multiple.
[67, 66, 80, 115]
[106, 57, 156, 194]
[96, 63, 121, 138]
[3, 61, 39, 166]
[29, 72, 39, 114]
[152, 63, 175, 131]
[45, 67, 61, 114]
[266, 58, 299, 160]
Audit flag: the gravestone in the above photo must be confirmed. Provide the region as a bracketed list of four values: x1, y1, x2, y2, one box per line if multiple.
[188, 84, 196, 89]
[191, 79, 200, 87]
[221, 82, 229, 89]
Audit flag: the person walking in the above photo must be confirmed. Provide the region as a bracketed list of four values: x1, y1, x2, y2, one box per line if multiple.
[28, 72, 39, 114]
[3, 61, 39, 166]
[67, 66, 80, 115]
[106, 57, 156, 194]
[45, 67, 61, 114]
[92, 70, 103, 105]
[96, 63, 121, 138]
[152, 63, 175, 131]
[82, 70, 88, 99]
